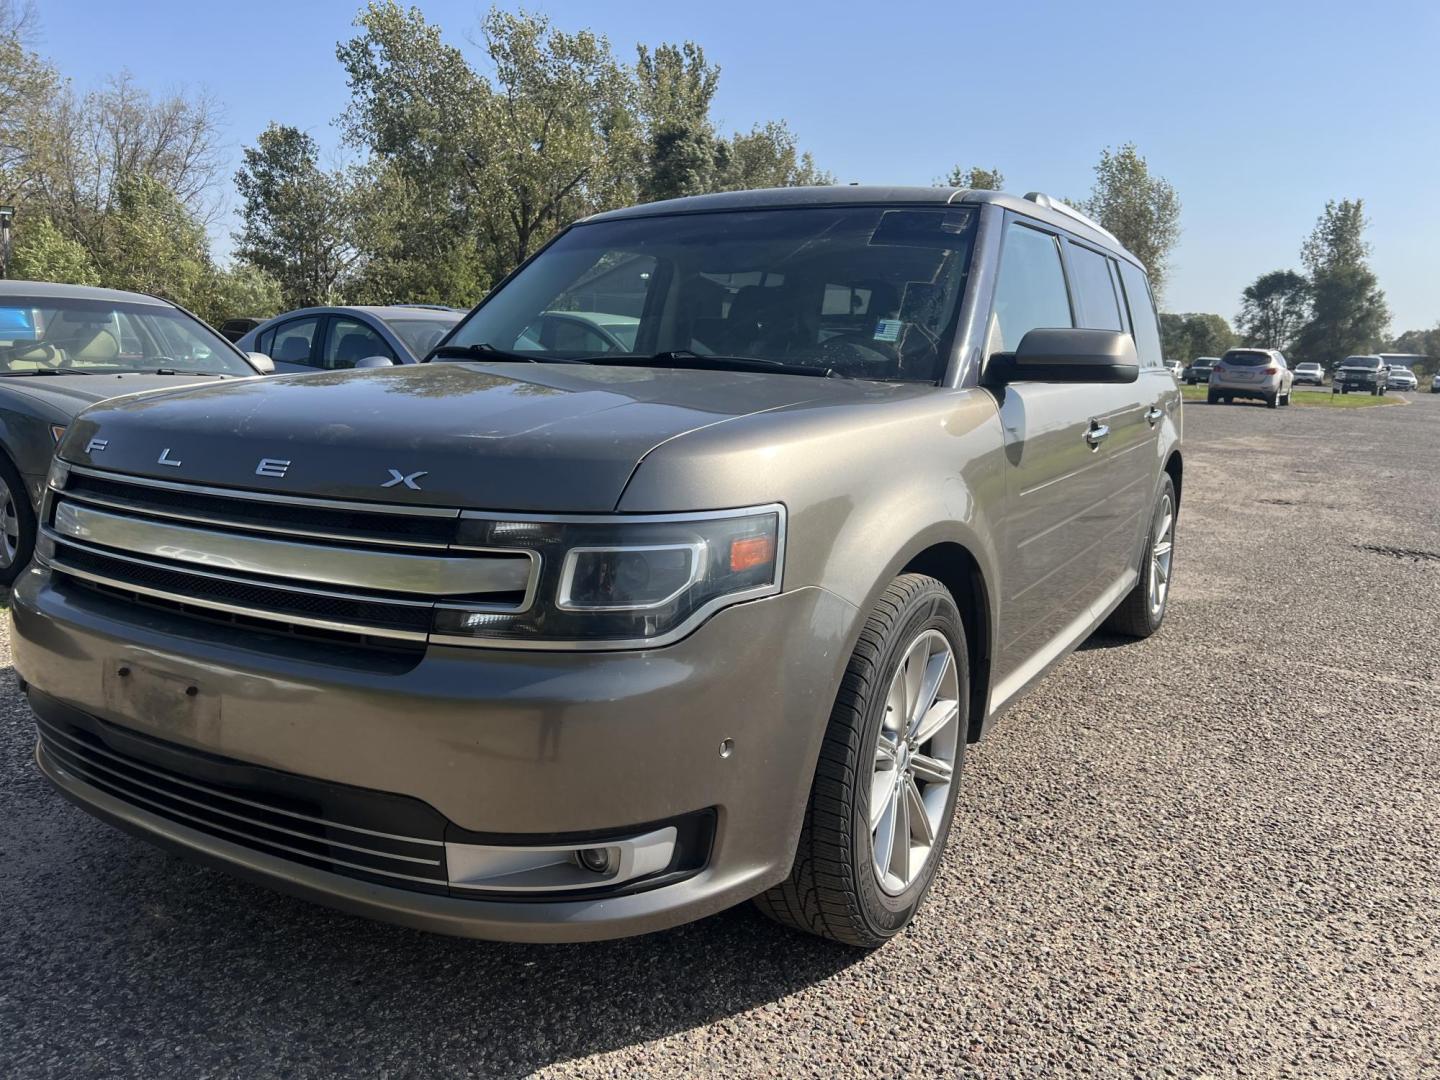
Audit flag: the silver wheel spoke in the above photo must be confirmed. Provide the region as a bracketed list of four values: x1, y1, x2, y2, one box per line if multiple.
[900, 639, 926, 722]
[909, 751, 953, 783]
[912, 699, 958, 747]
[887, 780, 910, 884]
[905, 778, 934, 848]
[873, 779, 900, 879]
[909, 649, 952, 737]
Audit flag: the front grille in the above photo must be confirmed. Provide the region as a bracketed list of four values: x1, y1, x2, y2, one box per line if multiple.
[43, 467, 538, 648]
[35, 709, 450, 892]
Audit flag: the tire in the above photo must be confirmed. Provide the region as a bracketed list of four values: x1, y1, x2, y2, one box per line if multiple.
[1207, 390, 1219, 405]
[0, 453, 36, 588]
[1103, 473, 1176, 639]
[1280, 387, 1291, 407]
[1266, 392, 1279, 409]
[754, 573, 968, 948]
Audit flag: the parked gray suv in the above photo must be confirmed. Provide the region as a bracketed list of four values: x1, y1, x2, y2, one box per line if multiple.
[11, 187, 1182, 948]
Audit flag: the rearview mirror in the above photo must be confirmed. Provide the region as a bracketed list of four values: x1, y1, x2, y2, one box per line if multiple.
[246, 351, 275, 375]
[355, 355, 395, 369]
[986, 328, 1139, 385]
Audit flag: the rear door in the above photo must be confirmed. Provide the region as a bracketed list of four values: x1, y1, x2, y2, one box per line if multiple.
[987, 217, 1150, 674]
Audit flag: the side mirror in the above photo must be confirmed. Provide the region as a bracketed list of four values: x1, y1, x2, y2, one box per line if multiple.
[354, 355, 395, 369]
[986, 328, 1140, 385]
[246, 352, 275, 375]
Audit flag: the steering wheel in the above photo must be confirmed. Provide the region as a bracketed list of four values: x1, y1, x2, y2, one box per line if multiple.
[0, 341, 62, 371]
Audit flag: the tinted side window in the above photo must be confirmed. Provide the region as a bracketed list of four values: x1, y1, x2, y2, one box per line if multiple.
[324, 317, 393, 369]
[256, 327, 274, 355]
[1067, 243, 1125, 331]
[270, 318, 320, 367]
[1116, 261, 1163, 369]
[988, 222, 1073, 355]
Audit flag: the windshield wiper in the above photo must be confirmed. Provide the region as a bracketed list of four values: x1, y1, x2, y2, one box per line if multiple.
[577, 350, 846, 379]
[0, 367, 96, 376]
[428, 343, 591, 365]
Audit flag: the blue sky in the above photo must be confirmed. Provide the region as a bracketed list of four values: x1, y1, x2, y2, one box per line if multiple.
[35, 0, 1440, 331]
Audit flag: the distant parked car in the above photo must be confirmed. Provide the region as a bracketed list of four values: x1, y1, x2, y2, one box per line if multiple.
[236, 304, 463, 373]
[1292, 362, 1325, 386]
[1183, 357, 1219, 384]
[1208, 348, 1294, 408]
[1164, 358, 1184, 379]
[217, 317, 264, 343]
[1333, 355, 1389, 396]
[1385, 365, 1418, 391]
[0, 280, 269, 585]
[1432, 376, 1440, 394]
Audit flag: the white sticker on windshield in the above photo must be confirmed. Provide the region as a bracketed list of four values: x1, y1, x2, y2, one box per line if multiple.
[873, 319, 902, 342]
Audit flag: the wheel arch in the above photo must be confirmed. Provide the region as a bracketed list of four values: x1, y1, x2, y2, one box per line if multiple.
[899, 541, 992, 745]
[1164, 448, 1183, 509]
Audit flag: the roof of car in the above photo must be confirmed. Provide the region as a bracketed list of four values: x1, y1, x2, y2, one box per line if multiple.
[0, 279, 172, 306]
[580, 186, 1140, 265]
[256, 305, 464, 325]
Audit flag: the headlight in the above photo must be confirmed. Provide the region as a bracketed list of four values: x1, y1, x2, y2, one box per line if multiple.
[432, 505, 785, 648]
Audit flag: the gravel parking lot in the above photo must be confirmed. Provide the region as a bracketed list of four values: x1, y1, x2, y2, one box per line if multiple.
[2, 395, 1437, 1079]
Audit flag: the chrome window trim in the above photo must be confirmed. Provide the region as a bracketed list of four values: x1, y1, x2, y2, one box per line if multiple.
[52, 500, 535, 599]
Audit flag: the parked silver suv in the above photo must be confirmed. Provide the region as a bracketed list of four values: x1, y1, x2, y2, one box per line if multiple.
[12, 187, 1182, 947]
[1208, 348, 1294, 408]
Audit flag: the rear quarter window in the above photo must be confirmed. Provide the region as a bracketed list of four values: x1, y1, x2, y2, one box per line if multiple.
[1116, 261, 1163, 369]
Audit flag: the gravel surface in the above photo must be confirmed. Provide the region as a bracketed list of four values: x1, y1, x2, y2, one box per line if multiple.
[2, 395, 1438, 1078]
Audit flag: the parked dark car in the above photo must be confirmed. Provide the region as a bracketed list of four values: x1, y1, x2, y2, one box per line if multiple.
[0, 281, 268, 585]
[1183, 356, 1219, 384]
[1333, 355, 1389, 395]
[236, 305, 463, 373]
[13, 187, 1182, 948]
[217, 317, 264, 343]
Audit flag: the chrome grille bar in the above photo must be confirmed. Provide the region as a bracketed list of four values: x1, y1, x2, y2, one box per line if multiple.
[53, 500, 533, 598]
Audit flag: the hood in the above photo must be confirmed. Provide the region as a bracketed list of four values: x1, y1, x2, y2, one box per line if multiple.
[60, 362, 880, 511]
[0, 371, 238, 418]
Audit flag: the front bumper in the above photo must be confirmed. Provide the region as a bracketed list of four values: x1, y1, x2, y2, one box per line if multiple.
[11, 564, 858, 941]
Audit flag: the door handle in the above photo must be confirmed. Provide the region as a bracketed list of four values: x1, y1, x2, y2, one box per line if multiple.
[1084, 421, 1110, 449]
[1145, 406, 1163, 426]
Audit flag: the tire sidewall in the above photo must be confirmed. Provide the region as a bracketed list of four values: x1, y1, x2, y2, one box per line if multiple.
[0, 453, 36, 588]
[1141, 474, 1177, 633]
[852, 585, 969, 936]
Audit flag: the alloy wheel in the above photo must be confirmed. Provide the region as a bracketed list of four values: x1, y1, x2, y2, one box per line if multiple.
[870, 629, 961, 895]
[1148, 492, 1174, 616]
[0, 476, 18, 569]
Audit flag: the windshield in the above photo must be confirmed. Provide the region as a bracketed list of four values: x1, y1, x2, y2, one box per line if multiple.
[1222, 351, 1270, 366]
[387, 315, 460, 358]
[1297, 363, 1320, 370]
[0, 296, 253, 376]
[1343, 357, 1381, 369]
[442, 206, 978, 382]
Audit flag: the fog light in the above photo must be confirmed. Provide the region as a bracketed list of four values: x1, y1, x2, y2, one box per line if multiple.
[576, 847, 614, 874]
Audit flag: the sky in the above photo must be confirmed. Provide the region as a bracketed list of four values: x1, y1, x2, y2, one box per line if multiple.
[32, 0, 1440, 332]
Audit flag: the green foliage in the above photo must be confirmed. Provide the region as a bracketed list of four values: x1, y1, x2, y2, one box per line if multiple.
[7, 213, 97, 283]
[1160, 312, 1236, 361]
[1079, 143, 1181, 295]
[941, 165, 1004, 190]
[1385, 326, 1440, 376]
[1236, 269, 1310, 351]
[715, 121, 833, 191]
[1293, 264, 1389, 370]
[1291, 199, 1388, 370]
[199, 263, 283, 326]
[233, 124, 357, 309]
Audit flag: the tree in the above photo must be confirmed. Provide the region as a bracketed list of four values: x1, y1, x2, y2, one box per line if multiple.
[715, 121, 832, 190]
[1385, 326, 1440, 377]
[199, 263, 282, 327]
[635, 42, 721, 203]
[6, 212, 97, 283]
[1236, 269, 1310, 351]
[1079, 143, 1181, 295]
[940, 165, 1004, 190]
[1293, 264, 1388, 371]
[233, 124, 358, 309]
[1292, 199, 1389, 370]
[1160, 312, 1236, 361]
[0, 0, 57, 213]
[93, 172, 212, 303]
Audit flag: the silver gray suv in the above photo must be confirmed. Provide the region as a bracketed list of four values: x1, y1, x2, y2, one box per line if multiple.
[12, 187, 1182, 948]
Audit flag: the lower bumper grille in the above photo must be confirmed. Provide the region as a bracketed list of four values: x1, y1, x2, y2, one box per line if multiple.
[34, 704, 451, 893]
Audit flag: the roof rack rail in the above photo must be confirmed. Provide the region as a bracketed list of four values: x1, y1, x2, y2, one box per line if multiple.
[1022, 192, 1119, 244]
